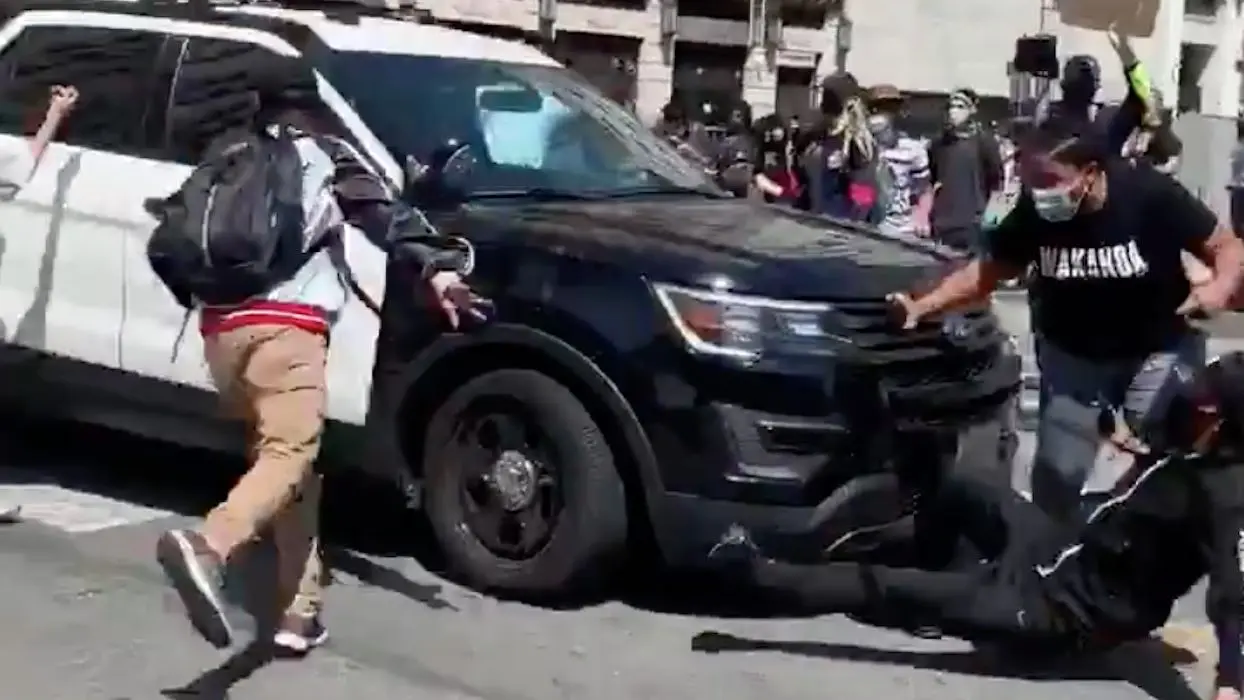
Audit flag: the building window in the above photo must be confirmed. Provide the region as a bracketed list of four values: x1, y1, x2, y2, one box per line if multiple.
[679, 0, 747, 22]
[552, 32, 640, 107]
[780, 2, 826, 29]
[672, 42, 746, 125]
[1185, 0, 1219, 17]
[562, 0, 646, 8]
[1179, 43, 1211, 113]
[775, 66, 814, 118]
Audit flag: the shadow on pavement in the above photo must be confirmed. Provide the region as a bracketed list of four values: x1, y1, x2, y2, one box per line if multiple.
[620, 570, 824, 618]
[690, 631, 1202, 700]
[160, 641, 277, 700]
[0, 417, 458, 613]
[324, 549, 457, 612]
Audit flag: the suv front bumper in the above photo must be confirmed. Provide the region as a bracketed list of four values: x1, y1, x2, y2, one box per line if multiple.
[646, 410, 1012, 567]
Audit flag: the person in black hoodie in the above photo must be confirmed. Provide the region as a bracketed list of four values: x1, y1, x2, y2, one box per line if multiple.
[709, 352, 1244, 700]
[1040, 28, 1181, 166]
[752, 112, 800, 204]
[714, 101, 756, 197]
[928, 88, 1003, 252]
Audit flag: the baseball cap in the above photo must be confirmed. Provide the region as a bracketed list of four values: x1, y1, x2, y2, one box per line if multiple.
[867, 84, 903, 102]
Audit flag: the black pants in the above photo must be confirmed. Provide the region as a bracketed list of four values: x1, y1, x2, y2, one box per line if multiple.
[750, 477, 1073, 645]
[932, 223, 979, 254]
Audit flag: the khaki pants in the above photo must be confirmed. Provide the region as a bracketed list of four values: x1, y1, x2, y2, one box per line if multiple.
[202, 324, 327, 618]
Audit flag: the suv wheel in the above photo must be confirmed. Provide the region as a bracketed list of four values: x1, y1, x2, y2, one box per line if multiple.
[421, 369, 628, 600]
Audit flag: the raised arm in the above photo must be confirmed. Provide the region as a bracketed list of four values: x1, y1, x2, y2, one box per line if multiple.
[1105, 27, 1162, 154]
[0, 85, 78, 200]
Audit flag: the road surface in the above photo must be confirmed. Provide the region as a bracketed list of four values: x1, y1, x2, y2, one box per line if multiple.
[0, 299, 1228, 699]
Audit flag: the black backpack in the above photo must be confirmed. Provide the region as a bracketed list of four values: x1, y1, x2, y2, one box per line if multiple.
[147, 127, 318, 309]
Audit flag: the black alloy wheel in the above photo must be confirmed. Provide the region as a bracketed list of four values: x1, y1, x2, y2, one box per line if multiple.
[422, 369, 628, 600]
[452, 402, 563, 560]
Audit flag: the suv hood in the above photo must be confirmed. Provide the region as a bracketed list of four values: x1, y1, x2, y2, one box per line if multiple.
[465, 197, 955, 299]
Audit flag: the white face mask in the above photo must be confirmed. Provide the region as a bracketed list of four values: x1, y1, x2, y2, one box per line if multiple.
[867, 113, 897, 146]
[1030, 183, 1083, 222]
[947, 106, 971, 126]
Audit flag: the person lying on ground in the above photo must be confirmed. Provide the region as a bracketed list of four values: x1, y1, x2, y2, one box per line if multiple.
[709, 352, 1244, 700]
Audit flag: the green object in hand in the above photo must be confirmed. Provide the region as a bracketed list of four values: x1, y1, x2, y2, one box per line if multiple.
[1127, 61, 1154, 106]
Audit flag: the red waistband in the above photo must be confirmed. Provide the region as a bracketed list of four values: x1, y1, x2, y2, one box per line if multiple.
[200, 300, 329, 337]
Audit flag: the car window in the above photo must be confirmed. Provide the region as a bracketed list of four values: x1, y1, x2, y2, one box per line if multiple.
[162, 37, 355, 165]
[162, 37, 271, 164]
[0, 25, 167, 155]
[320, 51, 719, 198]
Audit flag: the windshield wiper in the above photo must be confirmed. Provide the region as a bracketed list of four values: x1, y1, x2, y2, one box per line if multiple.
[466, 185, 725, 202]
[589, 185, 727, 199]
[466, 188, 607, 202]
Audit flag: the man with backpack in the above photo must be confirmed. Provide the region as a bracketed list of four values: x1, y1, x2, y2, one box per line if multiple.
[147, 59, 482, 654]
[928, 89, 1003, 252]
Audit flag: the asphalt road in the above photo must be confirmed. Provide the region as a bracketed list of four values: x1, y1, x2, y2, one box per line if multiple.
[0, 305, 1232, 700]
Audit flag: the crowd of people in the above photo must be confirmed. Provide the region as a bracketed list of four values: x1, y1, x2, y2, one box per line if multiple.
[653, 78, 1002, 250]
[653, 27, 1184, 257]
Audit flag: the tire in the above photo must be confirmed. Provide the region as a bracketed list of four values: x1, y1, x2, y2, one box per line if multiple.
[421, 368, 628, 600]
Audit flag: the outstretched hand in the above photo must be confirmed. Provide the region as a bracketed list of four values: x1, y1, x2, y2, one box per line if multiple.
[1176, 280, 1234, 317]
[427, 270, 488, 329]
[885, 292, 922, 330]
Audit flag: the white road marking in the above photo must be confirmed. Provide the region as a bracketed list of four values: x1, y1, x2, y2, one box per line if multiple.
[0, 484, 176, 533]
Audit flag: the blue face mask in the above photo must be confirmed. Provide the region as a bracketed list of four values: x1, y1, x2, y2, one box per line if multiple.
[1030, 183, 1084, 222]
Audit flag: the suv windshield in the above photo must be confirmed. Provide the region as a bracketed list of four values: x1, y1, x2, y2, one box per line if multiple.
[322, 51, 722, 199]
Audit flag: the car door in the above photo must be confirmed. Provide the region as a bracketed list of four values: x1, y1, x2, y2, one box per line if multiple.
[124, 33, 396, 418]
[118, 34, 259, 391]
[0, 21, 167, 370]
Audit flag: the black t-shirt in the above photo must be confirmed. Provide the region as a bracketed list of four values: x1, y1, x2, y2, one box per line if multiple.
[987, 161, 1217, 359]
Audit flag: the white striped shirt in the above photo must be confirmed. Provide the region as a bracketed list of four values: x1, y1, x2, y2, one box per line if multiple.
[877, 135, 931, 234]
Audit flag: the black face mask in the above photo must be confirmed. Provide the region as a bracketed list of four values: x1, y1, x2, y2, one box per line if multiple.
[1061, 80, 1098, 107]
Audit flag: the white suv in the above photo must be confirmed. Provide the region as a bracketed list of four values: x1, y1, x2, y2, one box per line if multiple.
[0, 1, 562, 447]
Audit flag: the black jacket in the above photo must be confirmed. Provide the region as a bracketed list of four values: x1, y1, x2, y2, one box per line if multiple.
[1033, 453, 1244, 687]
[317, 134, 470, 277]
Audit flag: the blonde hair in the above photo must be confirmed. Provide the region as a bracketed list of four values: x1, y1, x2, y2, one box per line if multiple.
[830, 96, 875, 162]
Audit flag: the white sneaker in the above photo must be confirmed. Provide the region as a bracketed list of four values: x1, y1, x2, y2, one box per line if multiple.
[273, 614, 328, 656]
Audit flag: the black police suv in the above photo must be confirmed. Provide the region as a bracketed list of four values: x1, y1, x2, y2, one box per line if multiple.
[343, 52, 1021, 600]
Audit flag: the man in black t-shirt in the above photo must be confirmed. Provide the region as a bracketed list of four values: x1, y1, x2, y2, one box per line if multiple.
[886, 124, 1244, 523]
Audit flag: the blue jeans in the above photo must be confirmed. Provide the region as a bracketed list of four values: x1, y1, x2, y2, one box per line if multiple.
[1029, 331, 1206, 521]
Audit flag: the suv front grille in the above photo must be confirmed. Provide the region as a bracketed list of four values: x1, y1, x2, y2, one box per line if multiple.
[830, 300, 1020, 427]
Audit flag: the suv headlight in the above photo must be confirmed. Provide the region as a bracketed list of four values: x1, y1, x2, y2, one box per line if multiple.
[652, 282, 840, 361]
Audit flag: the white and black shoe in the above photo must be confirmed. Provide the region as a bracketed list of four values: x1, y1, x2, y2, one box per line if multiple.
[273, 614, 329, 657]
[156, 529, 233, 649]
